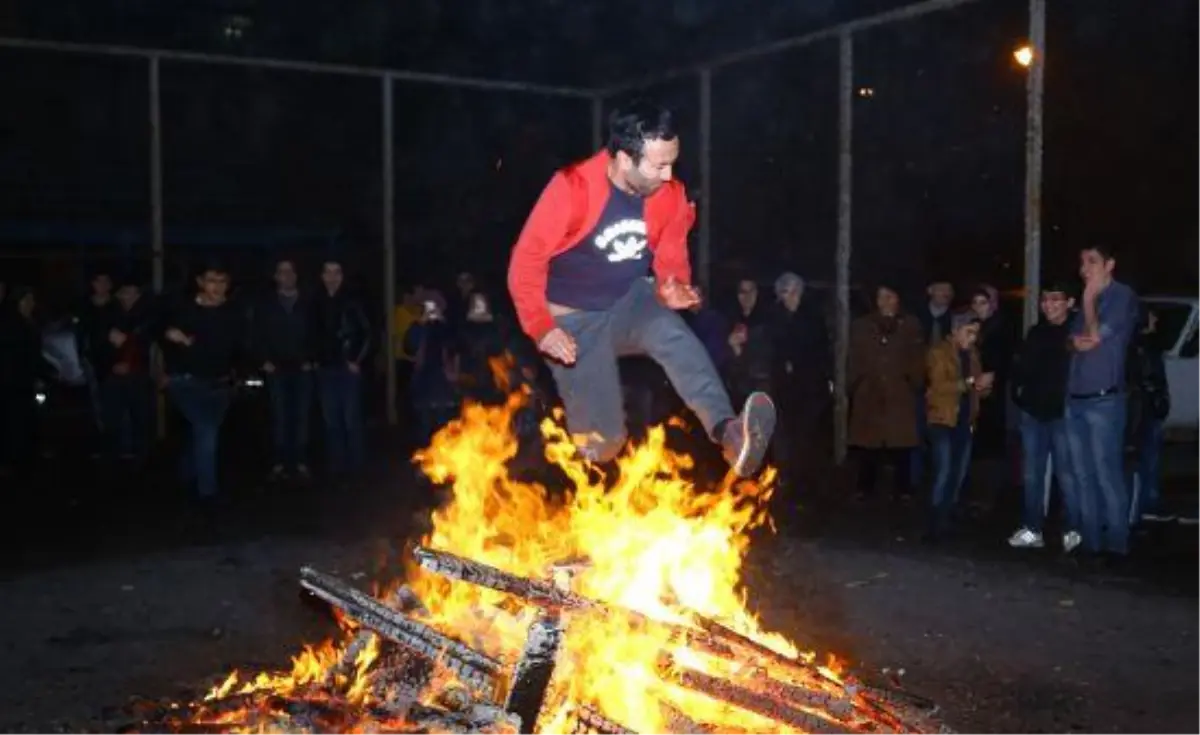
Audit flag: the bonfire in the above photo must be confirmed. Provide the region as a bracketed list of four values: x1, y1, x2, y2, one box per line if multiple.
[138, 362, 945, 734]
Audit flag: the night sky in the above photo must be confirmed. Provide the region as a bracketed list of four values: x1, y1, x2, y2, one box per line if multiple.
[0, 0, 1195, 306]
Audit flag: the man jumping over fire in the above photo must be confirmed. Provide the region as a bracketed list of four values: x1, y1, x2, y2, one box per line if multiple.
[507, 101, 776, 476]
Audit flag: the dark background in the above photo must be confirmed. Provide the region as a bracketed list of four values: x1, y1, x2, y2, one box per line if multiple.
[0, 0, 1195, 307]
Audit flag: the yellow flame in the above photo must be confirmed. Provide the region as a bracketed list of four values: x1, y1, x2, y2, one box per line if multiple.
[407, 390, 813, 732]
[188, 384, 877, 734]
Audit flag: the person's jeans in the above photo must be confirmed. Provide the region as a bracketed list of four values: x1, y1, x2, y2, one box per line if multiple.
[100, 373, 155, 460]
[267, 369, 313, 469]
[909, 393, 928, 487]
[167, 376, 232, 498]
[1065, 394, 1128, 554]
[1018, 411, 1079, 533]
[318, 365, 365, 474]
[1129, 417, 1165, 519]
[928, 423, 973, 536]
[548, 279, 736, 463]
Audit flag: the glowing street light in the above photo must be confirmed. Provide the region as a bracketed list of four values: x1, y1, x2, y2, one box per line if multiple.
[1013, 44, 1034, 68]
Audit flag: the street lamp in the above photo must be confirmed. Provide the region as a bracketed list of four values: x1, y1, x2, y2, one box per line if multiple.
[1013, 44, 1034, 68]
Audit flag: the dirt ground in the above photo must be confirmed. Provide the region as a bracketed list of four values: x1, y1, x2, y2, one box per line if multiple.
[0, 513, 1195, 733]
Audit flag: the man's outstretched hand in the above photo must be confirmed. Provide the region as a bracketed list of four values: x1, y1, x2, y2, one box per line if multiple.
[658, 277, 701, 310]
[538, 327, 577, 365]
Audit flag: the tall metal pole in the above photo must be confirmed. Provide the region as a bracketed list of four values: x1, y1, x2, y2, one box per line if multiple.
[834, 33, 854, 466]
[149, 55, 166, 440]
[149, 55, 163, 293]
[697, 67, 713, 294]
[591, 96, 604, 151]
[1023, 0, 1046, 335]
[382, 74, 398, 426]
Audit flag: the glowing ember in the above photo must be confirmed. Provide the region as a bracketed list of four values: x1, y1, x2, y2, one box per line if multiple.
[145, 382, 942, 734]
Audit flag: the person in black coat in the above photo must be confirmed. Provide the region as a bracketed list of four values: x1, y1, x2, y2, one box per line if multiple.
[161, 264, 245, 500]
[404, 289, 458, 447]
[1007, 282, 1080, 550]
[251, 258, 315, 480]
[766, 272, 832, 497]
[969, 285, 1014, 460]
[1125, 305, 1171, 521]
[100, 278, 159, 462]
[0, 287, 50, 477]
[724, 277, 771, 407]
[310, 257, 373, 477]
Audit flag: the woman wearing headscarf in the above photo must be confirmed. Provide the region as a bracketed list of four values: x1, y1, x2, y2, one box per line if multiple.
[765, 271, 831, 496]
[968, 285, 1014, 462]
[847, 283, 925, 501]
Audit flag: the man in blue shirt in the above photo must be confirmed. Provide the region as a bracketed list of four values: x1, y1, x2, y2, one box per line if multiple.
[1065, 245, 1139, 557]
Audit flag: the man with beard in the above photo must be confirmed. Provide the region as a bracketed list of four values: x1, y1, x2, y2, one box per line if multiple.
[507, 102, 774, 475]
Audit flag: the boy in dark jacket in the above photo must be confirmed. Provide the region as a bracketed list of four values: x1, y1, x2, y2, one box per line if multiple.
[1008, 283, 1080, 551]
[252, 258, 314, 481]
[162, 263, 244, 500]
[101, 278, 158, 462]
[310, 258, 372, 477]
[1125, 306, 1171, 521]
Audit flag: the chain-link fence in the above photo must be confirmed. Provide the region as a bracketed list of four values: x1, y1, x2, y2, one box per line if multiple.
[597, 0, 1039, 460]
[0, 40, 593, 419]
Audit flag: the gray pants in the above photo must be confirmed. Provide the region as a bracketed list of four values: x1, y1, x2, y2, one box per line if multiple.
[548, 279, 735, 462]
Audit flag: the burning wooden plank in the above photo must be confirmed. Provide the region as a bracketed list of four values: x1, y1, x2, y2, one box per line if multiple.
[503, 613, 564, 732]
[413, 547, 594, 611]
[659, 700, 715, 734]
[572, 705, 636, 734]
[667, 662, 850, 734]
[414, 546, 726, 651]
[299, 567, 502, 694]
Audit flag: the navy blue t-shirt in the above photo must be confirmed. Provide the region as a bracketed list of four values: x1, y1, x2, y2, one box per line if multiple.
[545, 183, 650, 310]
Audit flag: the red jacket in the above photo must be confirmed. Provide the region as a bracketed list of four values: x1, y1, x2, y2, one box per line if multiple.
[507, 150, 696, 342]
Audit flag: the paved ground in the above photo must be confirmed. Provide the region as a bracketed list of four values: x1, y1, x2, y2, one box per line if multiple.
[0, 431, 1195, 733]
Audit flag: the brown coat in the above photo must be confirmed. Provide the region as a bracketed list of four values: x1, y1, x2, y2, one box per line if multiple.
[847, 312, 925, 448]
[925, 339, 983, 428]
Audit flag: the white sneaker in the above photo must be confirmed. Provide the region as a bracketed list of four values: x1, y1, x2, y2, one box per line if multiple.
[1062, 530, 1082, 553]
[1008, 527, 1044, 549]
[1140, 512, 1176, 523]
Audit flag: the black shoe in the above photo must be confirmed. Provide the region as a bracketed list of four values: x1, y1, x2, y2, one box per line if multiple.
[721, 392, 777, 478]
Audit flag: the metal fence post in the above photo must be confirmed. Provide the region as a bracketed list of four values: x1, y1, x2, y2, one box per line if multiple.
[1023, 0, 1046, 335]
[834, 32, 854, 466]
[149, 55, 167, 440]
[698, 67, 713, 295]
[591, 96, 604, 151]
[383, 74, 398, 426]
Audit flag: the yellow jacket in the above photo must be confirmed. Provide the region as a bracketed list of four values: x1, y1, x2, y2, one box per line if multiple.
[925, 339, 983, 429]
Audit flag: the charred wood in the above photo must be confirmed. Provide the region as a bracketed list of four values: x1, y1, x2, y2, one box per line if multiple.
[669, 664, 850, 734]
[658, 700, 715, 734]
[413, 547, 594, 610]
[504, 613, 564, 732]
[299, 567, 501, 694]
[572, 705, 637, 734]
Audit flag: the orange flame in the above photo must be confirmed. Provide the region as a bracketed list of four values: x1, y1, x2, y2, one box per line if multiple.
[182, 383, 881, 734]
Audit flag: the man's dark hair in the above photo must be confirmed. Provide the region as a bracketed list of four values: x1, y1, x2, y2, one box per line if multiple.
[1041, 280, 1076, 299]
[607, 101, 677, 162]
[197, 259, 229, 278]
[1082, 244, 1117, 262]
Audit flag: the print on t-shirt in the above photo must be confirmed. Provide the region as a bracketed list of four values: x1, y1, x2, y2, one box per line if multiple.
[546, 183, 651, 311]
[593, 218, 647, 263]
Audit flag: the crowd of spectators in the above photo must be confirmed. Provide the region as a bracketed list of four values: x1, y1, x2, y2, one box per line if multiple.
[0, 243, 1172, 562]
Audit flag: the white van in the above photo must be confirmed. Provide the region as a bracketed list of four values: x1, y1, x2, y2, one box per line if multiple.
[1141, 296, 1198, 436]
